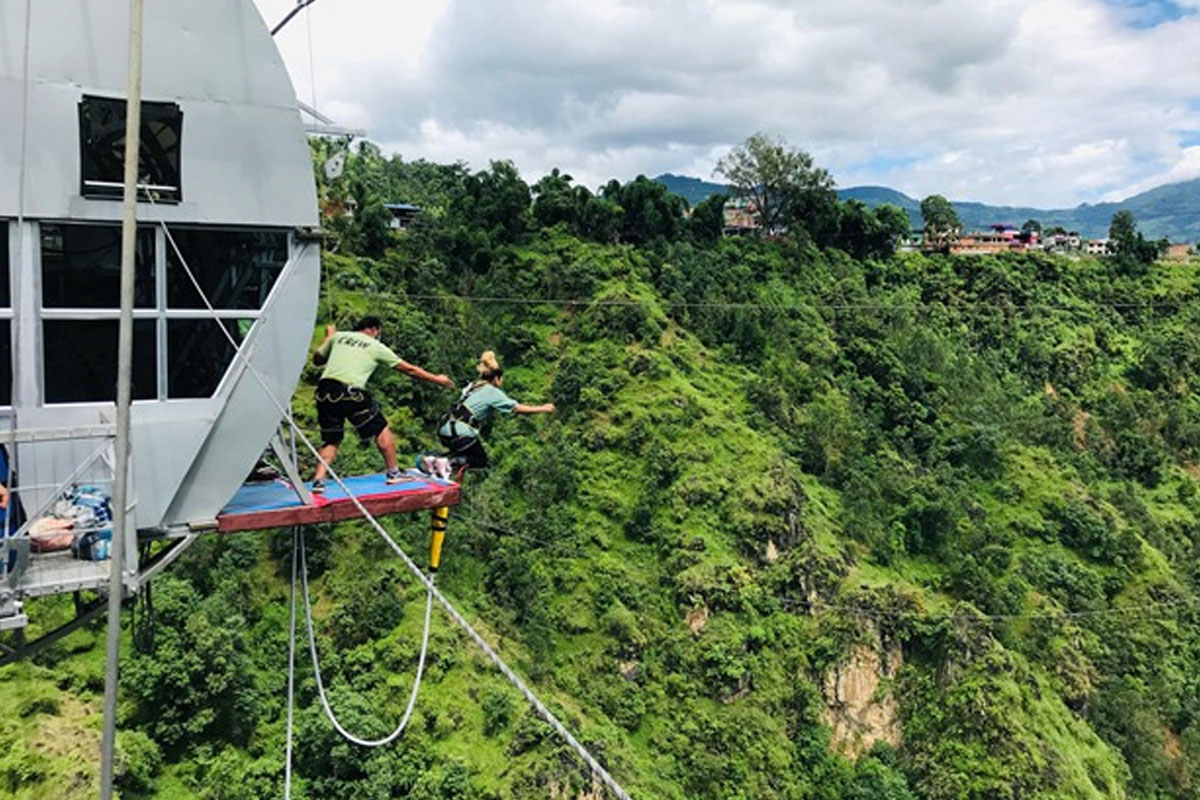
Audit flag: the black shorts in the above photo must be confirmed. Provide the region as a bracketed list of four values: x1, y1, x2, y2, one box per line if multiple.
[315, 379, 388, 446]
[439, 433, 489, 469]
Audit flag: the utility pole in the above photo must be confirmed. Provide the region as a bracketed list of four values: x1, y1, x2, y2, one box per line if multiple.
[99, 0, 144, 795]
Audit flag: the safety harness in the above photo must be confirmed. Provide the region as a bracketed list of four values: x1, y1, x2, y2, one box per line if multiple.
[442, 382, 484, 438]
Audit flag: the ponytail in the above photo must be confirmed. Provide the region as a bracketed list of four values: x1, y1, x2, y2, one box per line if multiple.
[476, 350, 503, 382]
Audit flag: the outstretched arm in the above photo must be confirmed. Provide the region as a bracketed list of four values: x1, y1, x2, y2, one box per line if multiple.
[395, 359, 456, 390]
[514, 402, 555, 414]
[312, 323, 336, 366]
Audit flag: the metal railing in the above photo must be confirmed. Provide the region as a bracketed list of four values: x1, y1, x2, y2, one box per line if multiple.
[1, 423, 118, 612]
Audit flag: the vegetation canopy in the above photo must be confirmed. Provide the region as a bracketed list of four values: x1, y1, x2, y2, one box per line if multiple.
[3, 135, 1200, 800]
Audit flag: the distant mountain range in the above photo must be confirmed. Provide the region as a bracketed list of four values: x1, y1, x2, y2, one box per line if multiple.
[653, 173, 1200, 242]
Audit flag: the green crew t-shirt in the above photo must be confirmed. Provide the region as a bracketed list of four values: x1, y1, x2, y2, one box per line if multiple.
[316, 331, 401, 389]
[439, 382, 518, 437]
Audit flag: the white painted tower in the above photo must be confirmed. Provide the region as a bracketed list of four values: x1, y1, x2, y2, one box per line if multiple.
[0, 0, 319, 604]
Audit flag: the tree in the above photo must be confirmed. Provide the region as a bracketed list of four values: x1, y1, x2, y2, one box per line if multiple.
[454, 160, 532, 245]
[601, 175, 687, 245]
[920, 194, 960, 245]
[688, 192, 727, 244]
[577, 193, 622, 243]
[1109, 210, 1164, 267]
[1021, 219, 1042, 236]
[1109, 210, 1138, 254]
[715, 133, 836, 236]
[531, 168, 579, 229]
[876, 203, 911, 248]
[834, 200, 885, 260]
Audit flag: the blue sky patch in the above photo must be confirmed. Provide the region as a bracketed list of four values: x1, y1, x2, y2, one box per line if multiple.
[1179, 131, 1200, 147]
[1102, 0, 1195, 28]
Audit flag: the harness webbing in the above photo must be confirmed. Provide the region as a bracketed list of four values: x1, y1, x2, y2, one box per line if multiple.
[442, 382, 484, 438]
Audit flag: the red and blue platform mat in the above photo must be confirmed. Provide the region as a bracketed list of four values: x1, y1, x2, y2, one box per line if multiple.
[216, 470, 460, 533]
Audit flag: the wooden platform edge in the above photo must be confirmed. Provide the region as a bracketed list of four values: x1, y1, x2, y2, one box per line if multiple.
[216, 484, 461, 533]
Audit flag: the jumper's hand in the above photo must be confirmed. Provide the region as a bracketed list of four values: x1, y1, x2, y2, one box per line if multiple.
[435, 374, 456, 390]
[0, 484, 9, 510]
[324, 323, 337, 338]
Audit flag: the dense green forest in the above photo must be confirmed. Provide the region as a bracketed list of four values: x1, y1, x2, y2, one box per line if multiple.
[3, 139, 1200, 799]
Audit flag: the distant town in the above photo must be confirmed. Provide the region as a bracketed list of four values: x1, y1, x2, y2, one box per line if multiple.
[720, 198, 1198, 259]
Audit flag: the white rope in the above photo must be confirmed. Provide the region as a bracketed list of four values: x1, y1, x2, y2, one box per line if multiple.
[284, 528, 297, 799]
[148, 209, 634, 799]
[299, 528, 432, 747]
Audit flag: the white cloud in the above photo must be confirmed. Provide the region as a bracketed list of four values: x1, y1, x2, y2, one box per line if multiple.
[1102, 144, 1200, 199]
[253, 0, 1200, 207]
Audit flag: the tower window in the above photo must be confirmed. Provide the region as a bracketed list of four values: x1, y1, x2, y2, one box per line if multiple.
[79, 95, 183, 203]
[43, 320, 156, 403]
[41, 223, 155, 308]
[167, 230, 287, 309]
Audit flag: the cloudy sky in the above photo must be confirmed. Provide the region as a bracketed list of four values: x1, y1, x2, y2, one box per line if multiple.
[253, 0, 1200, 208]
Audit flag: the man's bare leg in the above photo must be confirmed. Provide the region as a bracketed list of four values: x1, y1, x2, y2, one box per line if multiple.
[313, 443, 339, 482]
[375, 427, 399, 472]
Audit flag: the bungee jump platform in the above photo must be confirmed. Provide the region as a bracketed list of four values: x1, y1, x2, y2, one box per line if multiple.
[217, 471, 460, 533]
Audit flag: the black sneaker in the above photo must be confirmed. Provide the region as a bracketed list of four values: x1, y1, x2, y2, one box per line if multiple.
[385, 468, 404, 484]
[311, 478, 326, 494]
[248, 459, 280, 482]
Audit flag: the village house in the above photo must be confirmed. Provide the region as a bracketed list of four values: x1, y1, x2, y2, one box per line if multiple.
[1041, 231, 1083, 254]
[948, 224, 1033, 255]
[1163, 242, 1192, 261]
[384, 202, 421, 231]
[899, 230, 926, 252]
[723, 198, 759, 236]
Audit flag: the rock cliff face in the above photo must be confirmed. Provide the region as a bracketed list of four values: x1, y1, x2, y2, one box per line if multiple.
[823, 633, 903, 759]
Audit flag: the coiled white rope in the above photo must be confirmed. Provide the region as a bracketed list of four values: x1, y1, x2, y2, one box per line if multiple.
[297, 527, 433, 747]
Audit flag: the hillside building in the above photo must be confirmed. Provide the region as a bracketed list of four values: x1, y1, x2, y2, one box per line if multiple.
[948, 225, 1035, 255]
[1164, 243, 1193, 261]
[723, 198, 759, 236]
[384, 202, 421, 231]
[1041, 231, 1083, 254]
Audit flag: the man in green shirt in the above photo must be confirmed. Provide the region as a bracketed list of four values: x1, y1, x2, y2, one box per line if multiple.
[310, 315, 454, 493]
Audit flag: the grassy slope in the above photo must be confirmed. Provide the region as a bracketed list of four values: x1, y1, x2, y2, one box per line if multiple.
[3, 240, 1200, 799]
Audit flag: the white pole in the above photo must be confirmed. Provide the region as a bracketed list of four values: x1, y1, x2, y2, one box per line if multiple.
[99, 0, 144, 795]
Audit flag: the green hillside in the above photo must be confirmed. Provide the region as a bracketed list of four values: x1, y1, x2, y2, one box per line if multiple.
[4, 144, 1200, 799]
[653, 173, 729, 206]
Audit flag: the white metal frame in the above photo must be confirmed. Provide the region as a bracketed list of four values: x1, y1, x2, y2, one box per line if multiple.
[32, 221, 290, 404]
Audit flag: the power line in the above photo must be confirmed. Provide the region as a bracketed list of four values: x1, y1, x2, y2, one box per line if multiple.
[398, 291, 1193, 315]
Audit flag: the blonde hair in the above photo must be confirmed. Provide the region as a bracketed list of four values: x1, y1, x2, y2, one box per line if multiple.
[476, 350, 503, 381]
